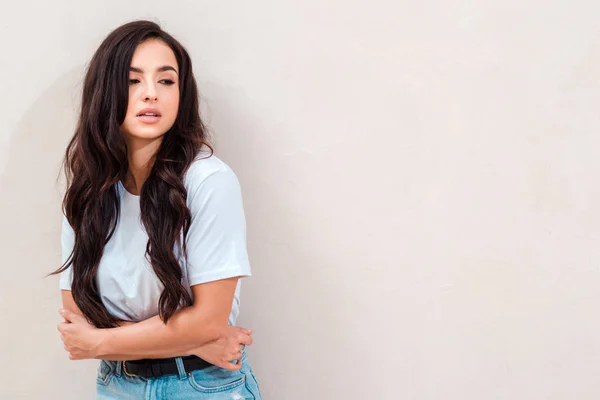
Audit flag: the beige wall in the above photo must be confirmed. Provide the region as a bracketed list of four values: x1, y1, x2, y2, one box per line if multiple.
[1, 1, 599, 399]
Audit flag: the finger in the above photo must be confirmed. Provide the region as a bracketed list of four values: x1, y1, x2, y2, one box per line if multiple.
[60, 308, 85, 324]
[238, 334, 253, 346]
[59, 308, 72, 322]
[233, 326, 252, 335]
[57, 322, 69, 333]
[220, 360, 242, 372]
[68, 349, 83, 360]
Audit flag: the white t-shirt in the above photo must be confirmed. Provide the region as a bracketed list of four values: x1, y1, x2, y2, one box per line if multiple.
[59, 154, 251, 325]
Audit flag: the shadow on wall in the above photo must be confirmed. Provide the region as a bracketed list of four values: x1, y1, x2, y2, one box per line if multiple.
[0, 66, 98, 399]
[199, 82, 346, 399]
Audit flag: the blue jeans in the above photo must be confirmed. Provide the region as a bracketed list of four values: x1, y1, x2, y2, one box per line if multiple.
[95, 350, 262, 399]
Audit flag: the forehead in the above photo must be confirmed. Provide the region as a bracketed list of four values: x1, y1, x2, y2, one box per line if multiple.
[130, 39, 178, 70]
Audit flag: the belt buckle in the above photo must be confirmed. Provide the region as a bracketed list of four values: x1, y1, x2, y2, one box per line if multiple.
[122, 361, 138, 377]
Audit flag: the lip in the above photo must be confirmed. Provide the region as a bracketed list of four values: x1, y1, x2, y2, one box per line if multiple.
[137, 108, 162, 117]
[136, 108, 162, 124]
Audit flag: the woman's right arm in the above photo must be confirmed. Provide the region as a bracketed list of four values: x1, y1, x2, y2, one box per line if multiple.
[60, 279, 252, 363]
[61, 290, 243, 366]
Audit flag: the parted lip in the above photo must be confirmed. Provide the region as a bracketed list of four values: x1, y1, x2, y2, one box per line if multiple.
[136, 108, 162, 117]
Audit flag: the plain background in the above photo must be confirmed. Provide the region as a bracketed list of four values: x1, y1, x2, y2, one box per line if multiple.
[1, 1, 599, 399]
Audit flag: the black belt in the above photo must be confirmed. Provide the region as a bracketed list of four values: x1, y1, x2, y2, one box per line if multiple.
[123, 355, 213, 378]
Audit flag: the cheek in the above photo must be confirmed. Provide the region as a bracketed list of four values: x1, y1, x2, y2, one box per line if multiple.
[125, 92, 138, 119]
[165, 93, 180, 118]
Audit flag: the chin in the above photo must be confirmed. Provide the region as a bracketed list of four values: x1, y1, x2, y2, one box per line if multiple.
[122, 123, 172, 141]
[133, 134, 165, 141]
[128, 130, 168, 141]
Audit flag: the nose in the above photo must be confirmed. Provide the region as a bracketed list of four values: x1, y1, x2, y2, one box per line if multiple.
[143, 82, 158, 102]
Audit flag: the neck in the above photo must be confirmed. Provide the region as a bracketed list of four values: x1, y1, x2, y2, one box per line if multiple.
[123, 136, 163, 195]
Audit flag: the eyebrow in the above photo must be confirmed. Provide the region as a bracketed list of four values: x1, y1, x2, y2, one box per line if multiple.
[130, 65, 178, 74]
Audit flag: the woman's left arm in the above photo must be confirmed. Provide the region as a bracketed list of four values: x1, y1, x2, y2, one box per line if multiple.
[59, 294, 231, 363]
[58, 278, 252, 363]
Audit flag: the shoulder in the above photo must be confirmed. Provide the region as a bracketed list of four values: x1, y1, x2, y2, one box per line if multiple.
[184, 151, 240, 194]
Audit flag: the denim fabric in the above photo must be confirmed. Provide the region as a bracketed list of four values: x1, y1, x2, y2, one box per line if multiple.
[95, 350, 262, 400]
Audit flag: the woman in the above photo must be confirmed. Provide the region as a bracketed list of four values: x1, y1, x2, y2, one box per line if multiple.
[50, 20, 262, 399]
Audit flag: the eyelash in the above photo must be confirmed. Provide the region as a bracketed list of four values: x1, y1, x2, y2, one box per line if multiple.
[128, 79, 175, 85]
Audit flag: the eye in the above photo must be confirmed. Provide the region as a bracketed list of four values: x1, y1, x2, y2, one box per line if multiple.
[159, 79, 175, 85]
[129, 79, 140, 85]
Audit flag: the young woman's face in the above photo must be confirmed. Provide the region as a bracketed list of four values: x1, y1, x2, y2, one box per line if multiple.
[120, 39, 180, 142]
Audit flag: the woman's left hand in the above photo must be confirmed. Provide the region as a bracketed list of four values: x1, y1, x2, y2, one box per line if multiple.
[57, 308, 107, 360]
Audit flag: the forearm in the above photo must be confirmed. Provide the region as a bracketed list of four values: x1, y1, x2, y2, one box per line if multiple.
[98, 306, 222, 359]
[105, 322, 190, 360]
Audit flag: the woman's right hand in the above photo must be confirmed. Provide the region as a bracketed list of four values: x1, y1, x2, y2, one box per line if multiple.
[191, 326, 253, 371]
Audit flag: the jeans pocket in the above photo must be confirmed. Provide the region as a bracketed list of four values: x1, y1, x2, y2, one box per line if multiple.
[187, 369, 246, 394]
[96, 360, 114, 386]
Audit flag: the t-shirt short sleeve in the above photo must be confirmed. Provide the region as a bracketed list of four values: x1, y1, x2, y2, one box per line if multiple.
[59, 212, 75, 290]
[184, 166, 251, 286]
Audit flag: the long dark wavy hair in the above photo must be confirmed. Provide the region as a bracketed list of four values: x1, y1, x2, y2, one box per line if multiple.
[49, 20, 212, 328]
